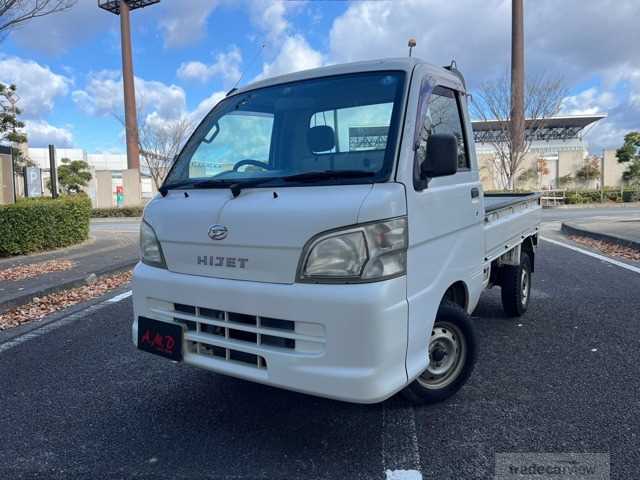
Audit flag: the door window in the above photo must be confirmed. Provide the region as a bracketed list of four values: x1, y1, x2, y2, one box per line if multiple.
[414, 85, 470, 184]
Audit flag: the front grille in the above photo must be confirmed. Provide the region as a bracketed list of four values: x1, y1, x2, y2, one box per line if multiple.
[186, 340, 267, 369]
[156, 303, 324, 370]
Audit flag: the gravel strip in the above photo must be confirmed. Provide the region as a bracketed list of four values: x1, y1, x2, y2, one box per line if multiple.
[0, 259, 76, 282]
[568, 235, 640, 261]
[0, 270, 132, 331]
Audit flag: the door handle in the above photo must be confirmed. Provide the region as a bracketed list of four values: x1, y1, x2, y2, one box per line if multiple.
[471, 187, 480, 199]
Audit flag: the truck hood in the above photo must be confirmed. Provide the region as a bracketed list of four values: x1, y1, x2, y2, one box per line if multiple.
[144, 184, 380, 284]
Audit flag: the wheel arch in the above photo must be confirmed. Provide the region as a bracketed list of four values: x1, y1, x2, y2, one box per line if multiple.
[522, 235, 536, 272]
[441, 281, 468, 311]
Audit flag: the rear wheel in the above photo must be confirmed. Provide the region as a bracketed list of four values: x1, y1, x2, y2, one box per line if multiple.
[500, 251, 531, 317]
[402, 302, 476, 405]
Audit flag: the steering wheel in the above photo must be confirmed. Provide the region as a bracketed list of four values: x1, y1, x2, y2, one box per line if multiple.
[232, 159, 272, 172]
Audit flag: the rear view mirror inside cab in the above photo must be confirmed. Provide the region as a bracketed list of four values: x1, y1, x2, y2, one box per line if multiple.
[308, 125, 336, 154]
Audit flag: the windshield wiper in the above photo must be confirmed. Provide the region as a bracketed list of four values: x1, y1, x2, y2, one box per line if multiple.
[160, 170, 377, 198]
[159, 178, 234, 196]
[282, 170, 376, 183]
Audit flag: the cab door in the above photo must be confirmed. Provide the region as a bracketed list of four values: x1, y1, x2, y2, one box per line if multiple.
[397, 70, 485, 380]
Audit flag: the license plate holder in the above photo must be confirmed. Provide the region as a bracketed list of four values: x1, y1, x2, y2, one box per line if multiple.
[137, 316, 183, 361]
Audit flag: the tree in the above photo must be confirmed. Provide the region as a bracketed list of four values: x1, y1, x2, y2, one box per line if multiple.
[575, 156, 601, 186]
[55, 158, 92, 194]
[0, 0, 76, 37]
[114, 103, 193, 189]
[0, 83, 26, 144]
[471, 74, 568, 190]
[616, 132, 640, 185]
[1, 82, 34, 171]
[557, 173, 574, 189]
[138, 116, 192, 189]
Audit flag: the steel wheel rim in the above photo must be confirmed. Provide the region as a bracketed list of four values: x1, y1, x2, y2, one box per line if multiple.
[418, 320, 466, 389]
[521, 267, 530, 306]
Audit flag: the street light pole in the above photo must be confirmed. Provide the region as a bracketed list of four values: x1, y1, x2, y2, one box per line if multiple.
[510, 0, 525, 158]
[119, 0, 140, 170]
[98, 0, 160, 171]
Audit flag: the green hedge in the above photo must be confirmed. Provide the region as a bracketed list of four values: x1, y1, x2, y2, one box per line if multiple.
[91, 206, 143, 218]
[0, 195, 92, 257]
[564, 189, 640, 204]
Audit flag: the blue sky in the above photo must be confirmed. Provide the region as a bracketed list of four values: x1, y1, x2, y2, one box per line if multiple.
[1, 0, 638, 153]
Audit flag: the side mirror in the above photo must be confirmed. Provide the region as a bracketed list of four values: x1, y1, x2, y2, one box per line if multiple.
[420, 133, 458, 179]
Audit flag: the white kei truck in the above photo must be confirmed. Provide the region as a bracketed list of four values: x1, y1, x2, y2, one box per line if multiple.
[133, 58, 541, 404]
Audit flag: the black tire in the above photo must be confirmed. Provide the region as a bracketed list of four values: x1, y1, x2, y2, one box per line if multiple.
[500, 251, 532, 317]
[402, 302, 477, 405]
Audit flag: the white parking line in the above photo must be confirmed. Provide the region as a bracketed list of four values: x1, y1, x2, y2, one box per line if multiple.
[382, 403, 423, 480]
[107, 290, 132, 303]
[0, 290, 133, 354]
[540, 236, 640, 275]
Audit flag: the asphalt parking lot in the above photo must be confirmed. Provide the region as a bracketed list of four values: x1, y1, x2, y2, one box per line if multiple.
[2, 221, 639, 479]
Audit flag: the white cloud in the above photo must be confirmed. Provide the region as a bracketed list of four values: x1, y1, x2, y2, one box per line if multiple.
[158, 0, 219, 48]
[326, 0, 640, 151]
[190, 91, 226, 125]
[24, 120, 73, 148]
[73, 70, 225, 145]
[177, 46, 242, 87]
[249, 0, 289, 43]
[255, 34, 323, 81]
[0, 57, 71, 118]
[72, 70, 186, 121]
[561, 88, 617, 116]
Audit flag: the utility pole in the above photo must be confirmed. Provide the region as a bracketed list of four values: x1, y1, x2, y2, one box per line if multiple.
[98, 0, 160, 170]
[119, 0, 140, 170]
[510, 0, 525, 161]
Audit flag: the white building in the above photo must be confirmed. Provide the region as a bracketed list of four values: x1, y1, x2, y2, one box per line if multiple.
[472, 114, 626, 190]
[27, 148, 154, 206]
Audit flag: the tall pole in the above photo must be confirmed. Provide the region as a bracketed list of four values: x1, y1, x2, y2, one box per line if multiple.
[48, 144, 58, 198]
[120, 0, 140, 170]
[510, 0, 525, 159]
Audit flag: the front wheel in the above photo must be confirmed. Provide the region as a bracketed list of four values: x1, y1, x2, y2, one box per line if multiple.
[500, 251, 532, 317]
[402, 302, 477, 405]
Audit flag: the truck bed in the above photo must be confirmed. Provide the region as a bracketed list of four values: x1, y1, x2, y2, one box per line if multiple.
[483, 192, 541, 263]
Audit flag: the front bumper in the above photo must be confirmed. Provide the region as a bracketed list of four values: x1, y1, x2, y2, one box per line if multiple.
[132, 262, 408, 403]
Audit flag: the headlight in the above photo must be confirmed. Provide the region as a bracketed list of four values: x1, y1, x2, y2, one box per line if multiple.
[140, 220, 166, 268]
[298, 217, 407, 283]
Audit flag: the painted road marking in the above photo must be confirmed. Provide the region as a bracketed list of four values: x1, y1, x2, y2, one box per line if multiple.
[382, 402, 423, 479]
[541, 236, 640, 275]
[0, 290, 132, 354]
[107, 290, 132, 303]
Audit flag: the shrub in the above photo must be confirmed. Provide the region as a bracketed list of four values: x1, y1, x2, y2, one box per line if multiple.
[0, 195, 91, 257]
[563, 189, 640, 204]
[91, 206, 143, 218]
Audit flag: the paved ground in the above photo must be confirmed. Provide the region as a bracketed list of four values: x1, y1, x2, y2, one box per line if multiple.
[1, 210, 639, 479]
[540, 205, 640, 222]
[0, 221, 138, 311]
[562, 217, 640, 248]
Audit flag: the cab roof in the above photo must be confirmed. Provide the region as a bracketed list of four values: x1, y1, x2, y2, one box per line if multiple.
[232, 57, 466, 96]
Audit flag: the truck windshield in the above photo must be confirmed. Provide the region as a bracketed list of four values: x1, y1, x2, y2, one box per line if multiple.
[163, 71, 406, 190]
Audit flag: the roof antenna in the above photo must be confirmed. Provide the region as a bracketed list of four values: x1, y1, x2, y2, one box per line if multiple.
[408, 38, 417, 57]
[226, 40, 266, 96]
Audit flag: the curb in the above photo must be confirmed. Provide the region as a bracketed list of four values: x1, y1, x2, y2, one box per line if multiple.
[0, 284, 132, 346]
[561, 222, 640, 252]
[550, 202, 640, 210]
[0, 260, 137, 314]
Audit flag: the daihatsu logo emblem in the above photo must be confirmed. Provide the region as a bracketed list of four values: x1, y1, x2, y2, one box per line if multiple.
[208, 224, 228, 240]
